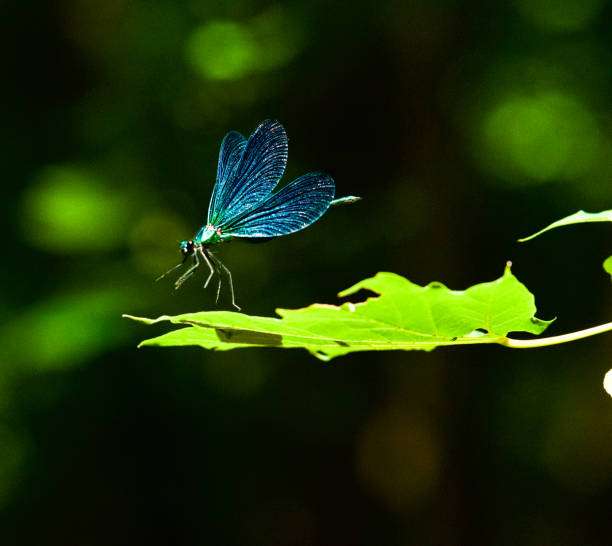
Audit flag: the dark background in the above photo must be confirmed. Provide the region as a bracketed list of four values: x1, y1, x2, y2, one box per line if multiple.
[2, 0, 612, 544]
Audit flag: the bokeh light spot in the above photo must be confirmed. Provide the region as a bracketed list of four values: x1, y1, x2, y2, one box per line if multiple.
[186, 21, 256, 80]
[128, 210, 189, 275]
[185, 9, 303, 82]
[356, 407, 439, 509]
[1, 289, 126, 371]
[514, 0, 606, 32]
[604, 369, 612, 398]
[482, 92, 600, 184]
[249, 6, 303, 71]
[22, 165, 130, 253]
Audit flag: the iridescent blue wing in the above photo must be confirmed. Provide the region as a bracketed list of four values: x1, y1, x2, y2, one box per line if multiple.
[218, 173, 335, 239]
[207, 130, 247, 223]
[207, 120, 288, 226]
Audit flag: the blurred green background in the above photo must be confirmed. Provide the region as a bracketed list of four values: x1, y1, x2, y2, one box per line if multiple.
[2, 0, 612, 544]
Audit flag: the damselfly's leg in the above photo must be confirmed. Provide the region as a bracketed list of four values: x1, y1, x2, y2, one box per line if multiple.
[155, 261, 184, 283]
[205, 250, 223, 303]
[174, 252, 200, 290]
[215, 270, 222, 304]
[207, 250, 240, 311]
[198, 247, 215, 288]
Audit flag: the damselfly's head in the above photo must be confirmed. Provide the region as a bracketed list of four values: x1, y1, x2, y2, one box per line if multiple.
[180, 240, 195, 258]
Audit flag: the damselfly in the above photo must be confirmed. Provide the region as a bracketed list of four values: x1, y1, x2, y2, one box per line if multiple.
[158, 119, 360, 309]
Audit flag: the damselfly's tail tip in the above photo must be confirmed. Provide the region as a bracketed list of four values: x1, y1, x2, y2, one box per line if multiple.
[331, 195, 362, 206]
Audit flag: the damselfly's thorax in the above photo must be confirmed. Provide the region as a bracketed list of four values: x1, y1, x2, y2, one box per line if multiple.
[194, 223, 224, 246]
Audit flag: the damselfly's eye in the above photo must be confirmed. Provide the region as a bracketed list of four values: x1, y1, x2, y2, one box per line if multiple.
[180, 240, 193, 256]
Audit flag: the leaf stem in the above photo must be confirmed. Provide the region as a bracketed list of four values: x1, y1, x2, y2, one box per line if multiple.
[502, 322, 612, 348]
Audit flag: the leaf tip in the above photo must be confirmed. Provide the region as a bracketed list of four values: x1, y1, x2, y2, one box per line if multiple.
[122, 314, 159, 325]
[312, 351, 333, 362]
[530, 316, 555, 334]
